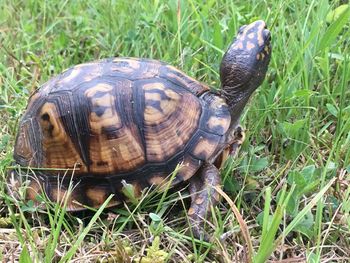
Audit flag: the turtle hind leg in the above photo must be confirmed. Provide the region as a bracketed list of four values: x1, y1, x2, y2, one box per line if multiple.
[188, 163, 221, 240]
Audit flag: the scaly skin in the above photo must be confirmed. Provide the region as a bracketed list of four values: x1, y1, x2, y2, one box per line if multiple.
[187, 20, 271, 240]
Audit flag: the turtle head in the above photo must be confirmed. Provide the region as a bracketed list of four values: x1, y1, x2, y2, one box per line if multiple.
[220, 20, 271, 123]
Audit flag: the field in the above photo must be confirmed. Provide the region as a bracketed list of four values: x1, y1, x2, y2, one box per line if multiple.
[1, 0, 350, 262]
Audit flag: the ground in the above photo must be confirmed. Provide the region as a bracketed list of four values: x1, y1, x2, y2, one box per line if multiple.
[0, 0, 350, 262]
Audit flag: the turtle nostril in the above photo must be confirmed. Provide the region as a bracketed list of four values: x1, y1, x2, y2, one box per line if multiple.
[264, 29, 271, 42]
[238, 25, 247, 33]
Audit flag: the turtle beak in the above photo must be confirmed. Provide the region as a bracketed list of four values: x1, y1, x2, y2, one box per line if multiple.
[264, 29, 271, 43]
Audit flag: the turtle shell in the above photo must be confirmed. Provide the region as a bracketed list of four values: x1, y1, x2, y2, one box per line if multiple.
[13, 58, 231, 210]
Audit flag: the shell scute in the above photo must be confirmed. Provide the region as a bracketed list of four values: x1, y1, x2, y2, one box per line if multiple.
[176, 154, 203, 182]
[111, 58, 162, 80]
[187, 131, 222, 161]
[159, 65, 209, 96]
[138, 79, 202, 162]
[201, 93, 231, 135]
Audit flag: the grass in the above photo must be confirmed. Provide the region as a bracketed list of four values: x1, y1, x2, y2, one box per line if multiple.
[0, 0, 350, 262]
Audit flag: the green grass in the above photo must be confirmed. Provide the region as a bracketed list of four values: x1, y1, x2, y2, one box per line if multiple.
[1, 0, 350, 262]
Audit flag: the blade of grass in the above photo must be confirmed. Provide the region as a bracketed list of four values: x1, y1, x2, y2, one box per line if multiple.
[275, 177, 336, 245]
[261, 186, 271, 239]
[59, 194, 114, 262]
[215, 186, 253, 263]
[254, 184, 296, 263]
[44, 176, 76, 263]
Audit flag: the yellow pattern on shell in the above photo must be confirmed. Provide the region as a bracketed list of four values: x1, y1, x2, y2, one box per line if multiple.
[39, 102, 86, 171]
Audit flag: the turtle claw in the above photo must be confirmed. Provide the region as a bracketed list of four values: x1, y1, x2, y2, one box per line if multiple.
[189, 220, 211, 242]
[219, 230, 235, 242]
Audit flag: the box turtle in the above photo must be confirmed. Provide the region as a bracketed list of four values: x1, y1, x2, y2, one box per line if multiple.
[9, 20, 271, 239]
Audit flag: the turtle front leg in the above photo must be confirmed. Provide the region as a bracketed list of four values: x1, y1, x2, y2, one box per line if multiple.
[188, 163, 221, 240]
[229, 125, 245, 157]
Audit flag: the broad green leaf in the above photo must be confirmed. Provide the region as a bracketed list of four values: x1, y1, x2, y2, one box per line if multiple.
[280, 119, 307, 138]
[223, 175, 240, 193]
[326, 4, 349, 23]
[275, 178, 336, 245]
[293, 211, 314, 238]
[326, 103, 338, 117]
[149, 212, 162, 222]
[319, 6, 350, 51]
[287, 170, 306, 190]
[256, 212, 273, 228]
[300, 165, 316, 183]
[286, 192, 299, 216]
[250, 157, 269, 172]
[21, 200, 37, 213]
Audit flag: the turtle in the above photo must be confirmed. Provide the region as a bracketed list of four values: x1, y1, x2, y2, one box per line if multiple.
[9, 20, 271, 239]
